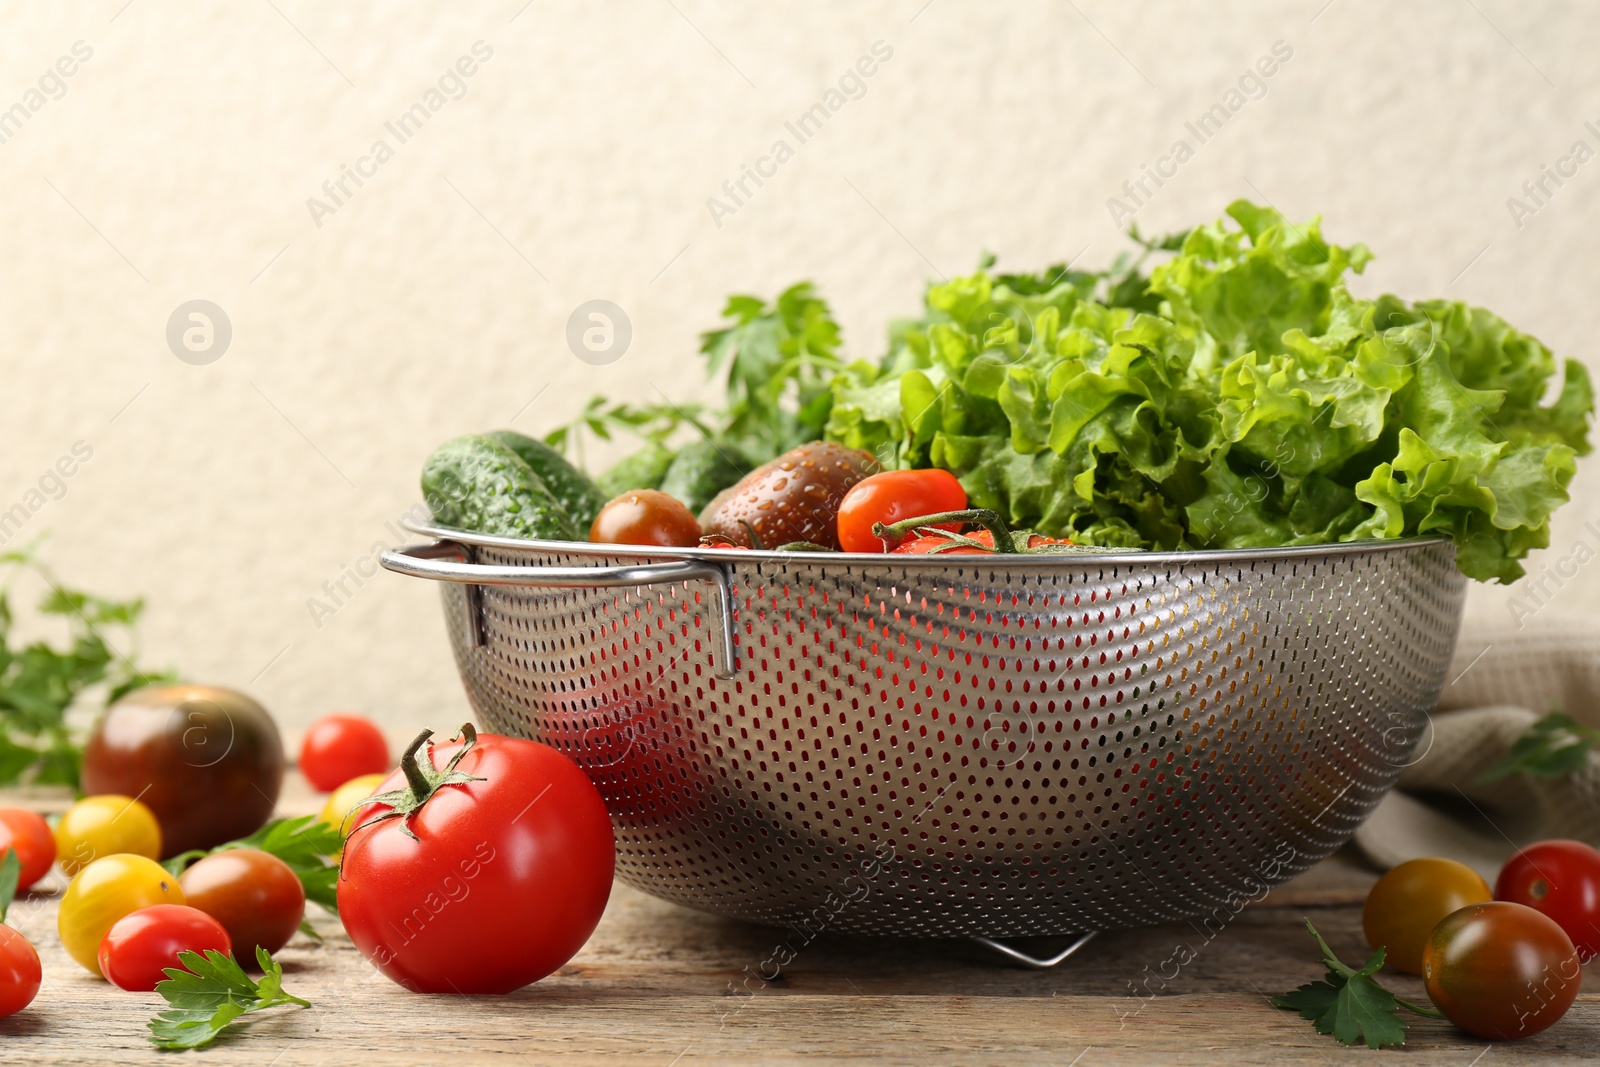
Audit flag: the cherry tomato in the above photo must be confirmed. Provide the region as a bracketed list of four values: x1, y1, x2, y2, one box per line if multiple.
[891, 530, 1073, 555]
[54, 795, 163, 878]
[299, 713, 390, 792]
[179, 849, 305, 958]
[589, 490, 702, 547]
[58, 853, 184, 975]
[82, 685, 285, 856]
[1424, 901, 1581, 1040]
[98, 904, 232, 992]
[0, 808, 57, 890]
[0, 925, 40, 1017]
[1362, 856, 1491, 975]
[340, 725, 614, 994]
[1496, 839, 1600, 962]
[837, 469, 969, 553]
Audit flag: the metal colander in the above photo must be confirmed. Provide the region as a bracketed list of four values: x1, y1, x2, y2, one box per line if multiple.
[382, 521, 1465, 955]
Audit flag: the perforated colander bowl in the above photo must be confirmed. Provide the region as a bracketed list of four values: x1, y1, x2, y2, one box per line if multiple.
[382, 521, 1465, 956]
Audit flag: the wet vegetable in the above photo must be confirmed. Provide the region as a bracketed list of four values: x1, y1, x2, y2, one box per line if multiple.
[421, 435, 581, 540]
[486, 429, 608, 528]
[700, 442, 878, 550]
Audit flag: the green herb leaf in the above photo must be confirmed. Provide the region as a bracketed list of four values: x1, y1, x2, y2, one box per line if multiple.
[147, 947, 311, 1050]
[163, 816, 343, 914]
[1479, 710, 1600, 783]
[1272, 919, 1440, 1049]
[0, 550, 176, 788]
[0, 848, 19, 920]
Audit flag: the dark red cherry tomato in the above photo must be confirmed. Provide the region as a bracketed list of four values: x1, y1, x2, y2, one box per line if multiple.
[837, 469, 968, 553]
[1496, 839, 1600, 962]
[589, 490, 702, 547]
[300, 713, 390, 792]
[1423, 901, 1581, 1040]
[98, 904, 232, 992]
[179, 848, 305, 959]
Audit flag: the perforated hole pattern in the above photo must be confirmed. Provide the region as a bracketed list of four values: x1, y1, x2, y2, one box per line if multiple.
[436, 542, 1466, 939]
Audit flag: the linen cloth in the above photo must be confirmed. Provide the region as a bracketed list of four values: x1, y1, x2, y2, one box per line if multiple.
[1353, 616, 1600, 880]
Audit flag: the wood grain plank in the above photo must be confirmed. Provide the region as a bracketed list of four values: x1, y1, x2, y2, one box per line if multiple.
[2, 787, 1594, 1064]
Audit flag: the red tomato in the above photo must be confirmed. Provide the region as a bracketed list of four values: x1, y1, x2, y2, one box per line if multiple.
[836, 469, 968, 553]
[0, 925, 40, 1017]
[1423, 901, 1580, 1040]
[339, 725, 614, 994]
[1496, 839, 1600, 962]
[0, 808, 57, 890]
[299, 714, 390, 792]
[98, 904, 232, 992]
[892, 530, 1073, 555]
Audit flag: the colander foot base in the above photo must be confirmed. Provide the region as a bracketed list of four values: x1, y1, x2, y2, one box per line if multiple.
[968, 930, 1098, 969]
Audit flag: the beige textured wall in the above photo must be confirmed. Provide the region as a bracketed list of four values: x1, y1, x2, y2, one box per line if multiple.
[1, 1, 1595, 745]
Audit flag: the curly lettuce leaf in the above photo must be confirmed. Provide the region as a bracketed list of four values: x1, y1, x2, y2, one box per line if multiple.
[824, 200, 1591, 581]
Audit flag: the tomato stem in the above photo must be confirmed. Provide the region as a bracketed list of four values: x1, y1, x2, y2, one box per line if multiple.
[399, 729, 436, 801]
[871, 508, 1018, 553]
[345, 723, 487, 844]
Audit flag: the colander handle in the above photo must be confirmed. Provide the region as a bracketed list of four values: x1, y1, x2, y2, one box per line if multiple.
[380, 541, 738, 678]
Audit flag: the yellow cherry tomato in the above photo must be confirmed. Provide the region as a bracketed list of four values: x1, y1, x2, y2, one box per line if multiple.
[319, 773, 387, 837]
[54, 795, 163, 877]
[1363, 856, 1491, 975]
[318, 772, 386, 859]
[58, 853, 184, 974]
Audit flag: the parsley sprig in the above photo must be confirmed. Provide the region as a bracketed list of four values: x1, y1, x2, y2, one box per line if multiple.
[0, 548, 176, 788]
[162, 815, 342, 914]
[1272, 919, 1441, 1048]
[1479, 710, 1600, 783]
[147, 947, 311, 1050]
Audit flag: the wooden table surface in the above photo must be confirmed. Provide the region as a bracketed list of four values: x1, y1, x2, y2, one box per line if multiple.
[2, 780, 1596, 1066]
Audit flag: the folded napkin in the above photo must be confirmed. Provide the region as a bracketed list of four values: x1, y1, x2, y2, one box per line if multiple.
[1353, 616, 1600, 881]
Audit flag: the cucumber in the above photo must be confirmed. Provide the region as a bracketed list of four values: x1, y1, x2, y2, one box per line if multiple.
[658, 439, 749, 513]
[421, 435, 581, 541]
[595, 443, 676, 499]
[485, 429, 607, 528]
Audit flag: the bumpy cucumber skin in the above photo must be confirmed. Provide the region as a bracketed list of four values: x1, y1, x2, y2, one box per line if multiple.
[421, 435, 582, 541]
[485, 429, 608, 528]
[658, 439, 749, 513]
[595, 443, 676, 500]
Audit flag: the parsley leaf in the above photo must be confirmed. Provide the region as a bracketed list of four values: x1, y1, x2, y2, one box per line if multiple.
[147, 947, 310, 1050]
[1272, 919, 1441, 1049]
[0, 848, 19, 920]
[1479, 710, 1600, 783]
[162, 815, 342, 914]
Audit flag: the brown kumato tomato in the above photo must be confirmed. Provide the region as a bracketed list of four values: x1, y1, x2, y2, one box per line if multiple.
[700, 441, 878, 550]
[178, 848, 305, 959]
[82, 686, 285, 857]
[1423, 901, 1581, 1040]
